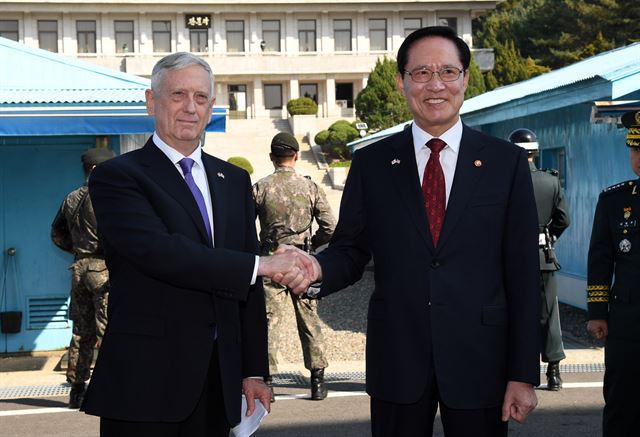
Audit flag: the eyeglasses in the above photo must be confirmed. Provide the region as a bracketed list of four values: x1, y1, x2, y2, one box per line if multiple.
[403, 67, 464, 83]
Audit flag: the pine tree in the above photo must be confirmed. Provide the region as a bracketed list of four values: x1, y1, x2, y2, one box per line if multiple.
[355, 57, 412, 131]
[465, 55, 486, 99]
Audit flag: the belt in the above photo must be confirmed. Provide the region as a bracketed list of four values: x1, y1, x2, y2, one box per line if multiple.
[74, 253, 105, 261]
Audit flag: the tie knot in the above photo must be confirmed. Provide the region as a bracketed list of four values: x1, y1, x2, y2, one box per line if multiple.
[426, 138, 446, 155]
[178, 157, 195, 175]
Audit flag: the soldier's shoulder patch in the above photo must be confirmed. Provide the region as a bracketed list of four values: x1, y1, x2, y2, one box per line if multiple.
[602, 180, 635, 195]
[541, 168, 559, 177]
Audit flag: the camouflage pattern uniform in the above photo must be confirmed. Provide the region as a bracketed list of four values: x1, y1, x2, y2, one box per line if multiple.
[51, 184, 109, 385]
[253, 167, 336, 374]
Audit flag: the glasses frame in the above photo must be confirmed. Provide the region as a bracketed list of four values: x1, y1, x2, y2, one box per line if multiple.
[403, 66, 465, 83]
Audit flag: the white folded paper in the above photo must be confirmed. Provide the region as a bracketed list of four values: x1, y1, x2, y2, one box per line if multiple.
[231, 395, 269, 437]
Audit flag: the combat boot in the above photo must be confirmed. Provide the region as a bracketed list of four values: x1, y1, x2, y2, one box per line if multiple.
[68, 382, 86, 409]
[310, 368, 328, 400]
[264, 376, 275, 403]
[546, 361, 563, 391]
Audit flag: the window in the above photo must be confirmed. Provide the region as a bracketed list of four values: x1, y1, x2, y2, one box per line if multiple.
[264, 84, 282, 109]
[226, 20, 244, 52]
[335, 83, 353, 108]
[438, 17, 458, 34]
[300, 83, 318, 103]
[77, 20, 96, 53]
[38, 20, 58, 52]
[334, 19, 352, 51]
[404, 18, 422, 37]
[261, 20, 280, 52]
[297, 20, 316, 52]
[190, 29, 208, 52]
[152, 20, 171, 52]
[0, 20, 19, 41]
[369, 19, 387, 51]
[115, 20, 133, 53]
[541, 147, 567, 188]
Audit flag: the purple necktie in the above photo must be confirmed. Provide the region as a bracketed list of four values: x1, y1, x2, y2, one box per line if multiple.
[178, 158, 212, 242]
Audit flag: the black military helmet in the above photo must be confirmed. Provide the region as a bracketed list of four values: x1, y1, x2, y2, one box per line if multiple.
[508, 128, 539, 152]
[81, 147, 115, 165]
[270, 132, 299, 156]
[621, 110, 640, 149]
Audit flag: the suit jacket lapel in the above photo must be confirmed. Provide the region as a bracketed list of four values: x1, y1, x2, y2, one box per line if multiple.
[202, 153, 227, 248]
[138, 139, 212, 245]
[437, 126, 486, 249]
[388, 127, 434, 251]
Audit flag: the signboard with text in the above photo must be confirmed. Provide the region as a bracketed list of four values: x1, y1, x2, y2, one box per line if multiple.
[185, 14, 211, 29]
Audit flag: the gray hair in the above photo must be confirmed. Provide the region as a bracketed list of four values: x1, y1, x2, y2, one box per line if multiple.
[150, 52, 215, 102]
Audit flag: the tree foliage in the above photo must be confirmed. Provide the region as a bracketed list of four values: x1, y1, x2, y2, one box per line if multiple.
[473, 0, 639, 88]
[465, 55, 486, 99]
[355, 57, 411, 131]
[286, 96, 318, 115]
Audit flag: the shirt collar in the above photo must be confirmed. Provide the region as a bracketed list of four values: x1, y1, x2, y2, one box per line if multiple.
[153, 132, 204, 169]
[412, 118, 463, 154]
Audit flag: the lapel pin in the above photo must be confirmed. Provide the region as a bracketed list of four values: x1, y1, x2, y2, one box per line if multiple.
[217, 172, 225, 179]
[391, 159, 401, 165]
[474, 160, 482, 167]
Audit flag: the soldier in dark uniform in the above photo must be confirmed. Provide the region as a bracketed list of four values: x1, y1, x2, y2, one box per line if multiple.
[253, 132, 336, 401]
[587, 110, 640, 436]
[509, 128, 571, 391]
[51, 147, 114, 409]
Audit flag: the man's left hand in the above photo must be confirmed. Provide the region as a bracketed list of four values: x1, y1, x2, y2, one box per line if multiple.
[501, 380, 537, 423]
[242, 378, 272, 416]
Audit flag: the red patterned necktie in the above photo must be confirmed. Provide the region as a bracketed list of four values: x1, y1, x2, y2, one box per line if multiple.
[422, 138, 447, 246]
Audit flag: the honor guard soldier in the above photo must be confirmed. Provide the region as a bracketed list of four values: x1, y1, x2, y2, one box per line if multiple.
[509, 128, 571, 391]
[51, 147, 114, 409]
[252, 133, 337, 401]
[587, 110, 640, 436]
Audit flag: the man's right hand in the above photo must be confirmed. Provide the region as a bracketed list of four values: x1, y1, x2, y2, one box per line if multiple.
[257, 248, 319, 295]
[587, 319, 608, 340]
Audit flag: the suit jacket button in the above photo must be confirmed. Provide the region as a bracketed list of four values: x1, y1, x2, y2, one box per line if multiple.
[431, 259, 440, 268]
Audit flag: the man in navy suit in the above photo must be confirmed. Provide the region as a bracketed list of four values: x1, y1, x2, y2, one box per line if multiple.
[280, 26, 540, 436]
[83, 52, 310, 437]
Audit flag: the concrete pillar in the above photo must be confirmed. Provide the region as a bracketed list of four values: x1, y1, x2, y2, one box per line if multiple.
[253, 77, 264, 119]
[325, 76, 336, 117]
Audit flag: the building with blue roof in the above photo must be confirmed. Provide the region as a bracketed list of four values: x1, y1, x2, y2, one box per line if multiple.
[0, 37, 225, 353]
[348, 42, 640, 309]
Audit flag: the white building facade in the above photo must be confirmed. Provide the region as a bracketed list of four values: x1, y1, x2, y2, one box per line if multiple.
[1, 0, 500, 120]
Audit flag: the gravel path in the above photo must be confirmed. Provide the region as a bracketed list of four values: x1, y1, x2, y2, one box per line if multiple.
[273, 270, 600, 367]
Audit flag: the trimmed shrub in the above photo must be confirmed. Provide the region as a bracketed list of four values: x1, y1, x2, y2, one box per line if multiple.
[286, 97, 318, 116]
[227, 156, 254, 175]
[314, 120, 359, 161]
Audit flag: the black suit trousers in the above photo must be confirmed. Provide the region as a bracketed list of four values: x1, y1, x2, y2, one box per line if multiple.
[370, 374, 508, 437]
[100, 344, 230, 437]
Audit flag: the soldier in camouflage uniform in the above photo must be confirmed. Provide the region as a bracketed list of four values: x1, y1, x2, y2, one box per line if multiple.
[51, 147, 114, 409]
[587, 111, 640, 436]
[509, 128, 571, 391]
[253, 132, 336, 401]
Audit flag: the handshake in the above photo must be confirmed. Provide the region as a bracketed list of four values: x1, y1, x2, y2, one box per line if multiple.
[257, 245, 322, 296]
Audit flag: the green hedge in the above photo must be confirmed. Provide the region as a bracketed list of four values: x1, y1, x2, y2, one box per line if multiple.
[227, 156, 254, 175]
[313, 120, 361, 161]
[286, 97, 318, 116]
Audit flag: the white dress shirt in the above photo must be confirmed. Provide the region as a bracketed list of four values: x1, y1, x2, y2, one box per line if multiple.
[413, 118, 463, 207]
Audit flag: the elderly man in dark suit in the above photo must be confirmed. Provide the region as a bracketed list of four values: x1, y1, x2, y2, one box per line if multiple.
[279, 26, 541, 437]
[82, 52, 309, 437]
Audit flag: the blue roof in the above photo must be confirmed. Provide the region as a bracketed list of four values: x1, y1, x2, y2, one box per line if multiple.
[0, 36, 148, 104]
[0, 37, 226, 135]
[461, 42, 640, 116]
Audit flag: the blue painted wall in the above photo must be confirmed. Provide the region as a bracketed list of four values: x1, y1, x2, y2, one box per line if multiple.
[1, 135, 120, 352]
[466, 104, 636, 283]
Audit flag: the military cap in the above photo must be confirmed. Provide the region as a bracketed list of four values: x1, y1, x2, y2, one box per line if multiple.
[622, 110, 640, 149]
[271, 132, 299, 156]
[81, 147, 115, 165]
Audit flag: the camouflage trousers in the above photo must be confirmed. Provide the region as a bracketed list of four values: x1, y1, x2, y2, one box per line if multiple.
[66, 258, 109, 384]
[263, 278, 327, 375]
